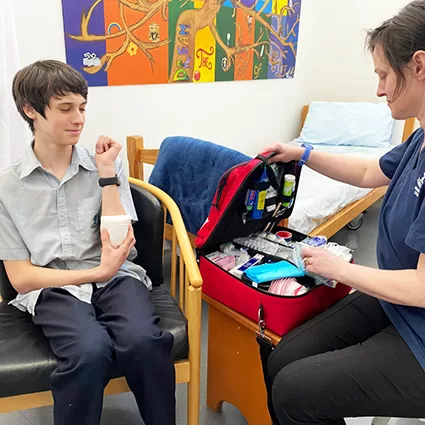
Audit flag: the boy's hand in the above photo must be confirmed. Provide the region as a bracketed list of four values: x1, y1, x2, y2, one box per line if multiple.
[259, 142, 304, 164]
[95, 225, 136, 282]
[95, 135, 122, 176]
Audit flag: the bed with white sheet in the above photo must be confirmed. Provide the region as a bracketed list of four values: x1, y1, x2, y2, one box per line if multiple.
[286, 102, 416, 236]
[289, 144, 394, 234]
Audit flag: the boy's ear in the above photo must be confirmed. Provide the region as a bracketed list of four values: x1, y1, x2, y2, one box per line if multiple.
[22, 104, 37, 120]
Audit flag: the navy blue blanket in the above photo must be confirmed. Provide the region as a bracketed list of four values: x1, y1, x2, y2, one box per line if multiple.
[148, 136, 251, 235]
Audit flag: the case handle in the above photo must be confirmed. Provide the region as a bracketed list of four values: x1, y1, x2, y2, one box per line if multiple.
[255, 154, 279, 190]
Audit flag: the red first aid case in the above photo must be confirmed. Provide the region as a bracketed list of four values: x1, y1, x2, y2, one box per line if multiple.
[196, 154, 351, 336]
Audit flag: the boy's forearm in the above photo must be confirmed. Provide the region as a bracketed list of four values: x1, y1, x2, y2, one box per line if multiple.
[14, 264, 103, 294]
[98, 165, 126, 216]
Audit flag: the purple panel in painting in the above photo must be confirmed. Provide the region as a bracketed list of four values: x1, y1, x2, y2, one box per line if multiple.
[61, 0, 108, 86]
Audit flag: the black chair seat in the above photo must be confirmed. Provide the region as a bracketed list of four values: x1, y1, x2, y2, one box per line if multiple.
[0, 286, 188, 398]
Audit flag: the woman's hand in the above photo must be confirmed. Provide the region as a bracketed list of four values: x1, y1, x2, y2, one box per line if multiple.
[94, 225, 136, 282]
[301, 246, 350, 282]
[259, 142, 304, 164]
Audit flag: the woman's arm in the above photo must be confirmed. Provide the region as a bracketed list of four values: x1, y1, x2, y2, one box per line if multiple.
[304, 151, 390, 189]
[302, 247, 425, 307]
[261, 143, 390, 188]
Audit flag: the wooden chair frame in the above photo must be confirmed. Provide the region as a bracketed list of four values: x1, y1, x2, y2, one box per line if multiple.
[0, 179, 203, 425]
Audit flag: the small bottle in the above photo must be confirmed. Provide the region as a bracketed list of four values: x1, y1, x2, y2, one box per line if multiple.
[252, 167, 269, 219]
[281, 174, 296, 208]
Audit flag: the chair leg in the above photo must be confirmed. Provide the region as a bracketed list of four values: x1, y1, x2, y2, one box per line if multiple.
[187, 286, 201, 425]
[371, 417, 391, 425]
[187, 377, 200, 425]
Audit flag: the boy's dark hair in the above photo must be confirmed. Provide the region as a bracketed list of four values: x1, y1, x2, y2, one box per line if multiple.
[12, 60, 88, 132]
[366, 1, 425, 98]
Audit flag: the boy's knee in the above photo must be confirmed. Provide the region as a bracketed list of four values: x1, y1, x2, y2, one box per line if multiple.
[123, 327, 173, 359]
[72, 331, 113, 369]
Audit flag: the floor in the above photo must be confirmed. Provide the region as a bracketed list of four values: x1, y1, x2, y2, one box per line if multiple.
[1, 200, 422, 425]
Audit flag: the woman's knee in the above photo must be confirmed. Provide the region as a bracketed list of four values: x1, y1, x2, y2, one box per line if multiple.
[268, 340, 305, 381]
[271, 362, 318, 424]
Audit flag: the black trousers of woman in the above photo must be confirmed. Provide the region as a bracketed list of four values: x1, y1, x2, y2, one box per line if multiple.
[267, 292, 425, 425]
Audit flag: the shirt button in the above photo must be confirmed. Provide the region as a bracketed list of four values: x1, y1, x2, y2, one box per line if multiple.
[61, 212, 67, 218]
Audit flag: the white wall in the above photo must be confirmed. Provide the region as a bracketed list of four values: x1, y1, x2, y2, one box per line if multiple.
[10, 0, 411, 162]
[300, 0, 409, 103]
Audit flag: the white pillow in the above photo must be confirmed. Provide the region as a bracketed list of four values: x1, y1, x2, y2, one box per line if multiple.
[296, 101, 395, 148]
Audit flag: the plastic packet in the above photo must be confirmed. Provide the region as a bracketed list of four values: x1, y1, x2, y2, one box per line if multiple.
[293, 243, 338, 288]
[220, 242, 251, 266]
[300, 235, 328, 247]
[233, 236, 279, 256]
[293, 242, 353, 288]
[322, 243, 353, 261]
[275, 245, 296, 262]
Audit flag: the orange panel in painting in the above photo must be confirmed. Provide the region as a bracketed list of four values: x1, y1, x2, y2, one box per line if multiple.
[234, 8, 254, 81]
[103, 1, 168, 85]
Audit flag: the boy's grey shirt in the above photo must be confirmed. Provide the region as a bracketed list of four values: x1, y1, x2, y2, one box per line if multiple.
[0, 143, 151, 315]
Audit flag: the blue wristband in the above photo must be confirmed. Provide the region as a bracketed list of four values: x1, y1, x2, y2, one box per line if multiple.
[297, 144, 313, 167]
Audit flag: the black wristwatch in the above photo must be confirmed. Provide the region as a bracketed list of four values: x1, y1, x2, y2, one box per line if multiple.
[98, 174, 120, 187]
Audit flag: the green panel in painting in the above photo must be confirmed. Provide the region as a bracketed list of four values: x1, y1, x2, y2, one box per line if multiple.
[168, 0, 194, 77]
[214, 7, 236, 82]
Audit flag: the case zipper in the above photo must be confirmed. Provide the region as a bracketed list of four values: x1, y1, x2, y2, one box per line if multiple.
[212, 161, 250, 209]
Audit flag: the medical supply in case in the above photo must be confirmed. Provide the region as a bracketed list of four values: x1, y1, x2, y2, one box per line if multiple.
[276, 230, 293, 242]
[197, 153, 352, 336]
[233, 235, 280, 256]
[293, 242, 353, 288]
[301, 235, 328, 247]
[229, 254, 264, 278]
[243, 260, 304, 284]
[281, 174, 296, 207]
[268, 278, 308, 296]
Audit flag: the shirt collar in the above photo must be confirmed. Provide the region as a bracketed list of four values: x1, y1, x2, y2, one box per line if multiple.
[72, 145, 97, 172]
[19, 141, 41, 179]
[20, 143, 97, 179]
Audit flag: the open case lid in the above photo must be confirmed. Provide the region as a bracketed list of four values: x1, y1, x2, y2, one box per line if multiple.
[197, 155, 302, 253]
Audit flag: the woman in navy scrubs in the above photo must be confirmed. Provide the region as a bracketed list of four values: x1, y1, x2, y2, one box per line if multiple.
[263, 2, 425, 424]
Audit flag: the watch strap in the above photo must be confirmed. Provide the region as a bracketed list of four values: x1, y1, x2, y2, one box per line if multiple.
[297, 144, 313, 167]
[99, 175, 120, 187]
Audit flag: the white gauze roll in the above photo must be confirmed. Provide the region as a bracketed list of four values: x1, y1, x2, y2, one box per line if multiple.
[100, 215, 132, 248]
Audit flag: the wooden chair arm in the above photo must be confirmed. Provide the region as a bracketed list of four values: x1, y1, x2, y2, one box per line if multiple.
[128, 177, 202, 289]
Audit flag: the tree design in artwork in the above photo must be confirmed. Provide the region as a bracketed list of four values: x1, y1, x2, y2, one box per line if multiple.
[67, 0, 300, 82]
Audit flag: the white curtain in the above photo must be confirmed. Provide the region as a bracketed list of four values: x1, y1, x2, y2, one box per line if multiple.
[0, 0, 30, 172]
